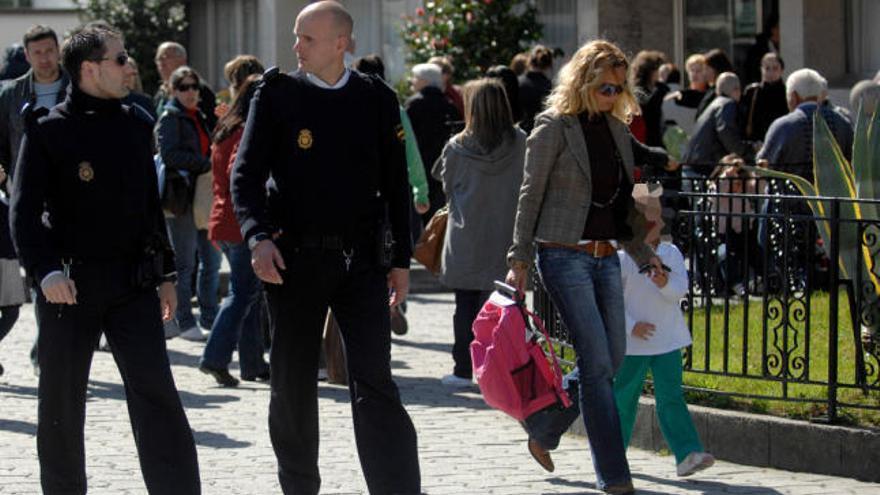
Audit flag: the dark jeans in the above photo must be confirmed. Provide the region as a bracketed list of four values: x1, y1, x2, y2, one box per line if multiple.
[35, 262, 199, 494]
[536, 246, 631, 490]
[166, 212, 221, 329]
[451, 289, 490, 379]
[200, 241, 269, 377]
[265, 243, 420, 495]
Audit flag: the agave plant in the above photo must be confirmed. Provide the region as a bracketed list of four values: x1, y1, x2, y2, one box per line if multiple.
[745, 104, 880, 342]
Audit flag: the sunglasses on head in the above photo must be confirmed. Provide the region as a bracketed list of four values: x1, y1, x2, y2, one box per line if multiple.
[90, 52, 128, 67]
[598, 83, 624, 97]
[176, 83, 200, 92]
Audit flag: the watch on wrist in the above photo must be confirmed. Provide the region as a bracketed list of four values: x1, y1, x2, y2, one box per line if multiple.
[161, 273, 178, 284]
[248, 232, 271, 250]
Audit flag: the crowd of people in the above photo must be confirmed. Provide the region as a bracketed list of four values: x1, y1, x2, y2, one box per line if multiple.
[0, 1, 879, 494]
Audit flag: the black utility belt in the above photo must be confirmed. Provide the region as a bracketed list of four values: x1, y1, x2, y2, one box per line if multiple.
[279, 229, 394, 269]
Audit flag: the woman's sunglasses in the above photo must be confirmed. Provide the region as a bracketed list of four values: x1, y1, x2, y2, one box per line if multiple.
[598, 83, 624, 97]
[176, 83, 200, 92]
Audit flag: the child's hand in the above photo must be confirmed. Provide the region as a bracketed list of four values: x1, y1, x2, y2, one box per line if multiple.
[650, 266, 668, 288]
[632, 322, 655, 340]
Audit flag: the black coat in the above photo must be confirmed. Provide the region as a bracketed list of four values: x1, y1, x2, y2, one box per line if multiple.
[10, 87, 175, 281]
[155, 98, 212, 176]
[405, 86, 460, 215]
[739, 80, 788, 142]
[518, 71, 552, 134]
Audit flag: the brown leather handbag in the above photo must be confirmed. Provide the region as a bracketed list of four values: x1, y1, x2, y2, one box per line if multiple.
[413, 206, 448, 275]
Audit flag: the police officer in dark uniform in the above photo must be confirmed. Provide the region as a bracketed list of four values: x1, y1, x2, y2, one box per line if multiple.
[231, 2, 420, 494]
[9, 25, 200, 495]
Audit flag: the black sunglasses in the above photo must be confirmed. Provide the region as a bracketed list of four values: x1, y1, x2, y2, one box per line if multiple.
[90, 52, 128, 67]
[599, 83, 623, 96]
[175, 83, 200, 92]
[598, 83, 624, 97]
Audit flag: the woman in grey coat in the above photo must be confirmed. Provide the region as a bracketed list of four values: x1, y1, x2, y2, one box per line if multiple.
[432, 78, 526, 388]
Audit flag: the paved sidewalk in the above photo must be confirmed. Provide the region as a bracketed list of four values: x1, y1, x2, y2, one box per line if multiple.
[1, 292, 879, 494]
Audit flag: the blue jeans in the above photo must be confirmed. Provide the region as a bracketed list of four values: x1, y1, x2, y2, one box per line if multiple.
[201, 241, 268, 377]
[536, 246, 631, 489]
[166, 213, 221, 329]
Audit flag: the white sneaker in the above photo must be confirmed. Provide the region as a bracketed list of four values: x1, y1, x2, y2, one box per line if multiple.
[179, 326, 208, 342]
[441, 374, 473, 388]
[677, 452, 715, 477]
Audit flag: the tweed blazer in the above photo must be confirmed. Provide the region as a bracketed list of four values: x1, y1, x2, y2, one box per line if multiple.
[507, 109, 667, 267]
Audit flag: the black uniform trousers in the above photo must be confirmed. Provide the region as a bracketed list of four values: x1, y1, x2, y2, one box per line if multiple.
[265, 243, 421, 495]
[35, 261, 200, 495]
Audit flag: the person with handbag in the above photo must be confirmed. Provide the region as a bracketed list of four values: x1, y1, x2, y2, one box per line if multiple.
[505, 40, 678, 495]
[432, 78, 525, 387]
[156, 65, 221, 341]
[198, 74, 270, 387]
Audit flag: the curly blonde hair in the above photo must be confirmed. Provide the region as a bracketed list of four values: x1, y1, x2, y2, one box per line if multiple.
[546, 40, 639, 123]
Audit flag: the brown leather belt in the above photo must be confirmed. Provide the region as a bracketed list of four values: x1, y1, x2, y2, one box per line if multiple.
[540, 240, 617, 258]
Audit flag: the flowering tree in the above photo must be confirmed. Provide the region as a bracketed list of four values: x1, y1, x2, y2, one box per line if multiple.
[401, 0, 543, 82]
[77, 0, 188, 95]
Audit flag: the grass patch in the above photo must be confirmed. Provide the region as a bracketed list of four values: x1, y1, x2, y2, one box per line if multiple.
[682, 291, 880, 427]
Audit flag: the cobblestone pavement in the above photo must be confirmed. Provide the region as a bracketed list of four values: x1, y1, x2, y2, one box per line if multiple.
[1, 292, 879, 494]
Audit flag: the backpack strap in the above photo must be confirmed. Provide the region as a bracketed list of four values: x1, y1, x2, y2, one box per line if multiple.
[522, 306, 572, 408]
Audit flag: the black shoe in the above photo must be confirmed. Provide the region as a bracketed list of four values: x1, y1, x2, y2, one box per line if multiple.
[199, 365, 239, 387]
[390, 306, 408, 336]
[241, 370, 270, 382]
[0, 362, 4, 376]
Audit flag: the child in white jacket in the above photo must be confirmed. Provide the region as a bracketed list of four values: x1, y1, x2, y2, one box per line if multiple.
[613, 184, 714, 477]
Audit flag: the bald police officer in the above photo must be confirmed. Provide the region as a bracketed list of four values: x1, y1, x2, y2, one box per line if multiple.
[10, 26, 200, 494]
[231, 2, 420, 494]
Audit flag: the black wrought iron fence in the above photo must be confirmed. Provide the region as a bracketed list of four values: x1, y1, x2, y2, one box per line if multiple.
[531, 175, 880, 423]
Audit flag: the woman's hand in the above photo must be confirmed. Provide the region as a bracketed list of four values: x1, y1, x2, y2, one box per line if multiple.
[505, 263, 529, 293]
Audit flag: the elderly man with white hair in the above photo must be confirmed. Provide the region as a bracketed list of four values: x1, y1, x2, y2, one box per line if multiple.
[757, 68, 853, 181]
[682, 71, 752, 176]
[404, 62, 461, 222]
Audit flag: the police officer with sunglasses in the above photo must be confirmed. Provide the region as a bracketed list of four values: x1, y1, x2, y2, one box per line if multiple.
[10, 25, 200, 494]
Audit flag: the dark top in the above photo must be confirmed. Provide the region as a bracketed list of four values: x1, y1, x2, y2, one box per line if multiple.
[739, 80, 788, 142]
[518, 70, 552, 134]
[231, 68, 412, 268]
[694, 86, 717, 120]
[405, 86, 461, 215]
[10, 86, 175, 281]
[677, 88, 706, 108]
[635, 82, 671, 147]
[122, 91, 158, 121]
[580, 113, 630, 241]
[155, 98, 213, 175]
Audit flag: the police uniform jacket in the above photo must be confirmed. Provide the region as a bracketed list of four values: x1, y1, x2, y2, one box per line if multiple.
[10, 86, 175, 281]
[231, 68, 412, 268]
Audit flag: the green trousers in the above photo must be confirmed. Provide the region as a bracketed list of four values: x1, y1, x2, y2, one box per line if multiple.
[613, 349, 703, 464]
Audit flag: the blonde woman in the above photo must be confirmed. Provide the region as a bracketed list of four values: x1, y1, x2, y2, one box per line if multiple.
[433, 78, 526, 387]
[506, 40, 677, 494]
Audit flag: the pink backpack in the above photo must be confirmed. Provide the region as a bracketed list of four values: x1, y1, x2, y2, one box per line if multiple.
[470, 287, 572, 421]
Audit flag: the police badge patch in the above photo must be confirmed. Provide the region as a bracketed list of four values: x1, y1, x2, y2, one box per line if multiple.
[298, 129, 313, 149]
[78, 161, 95, 182]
